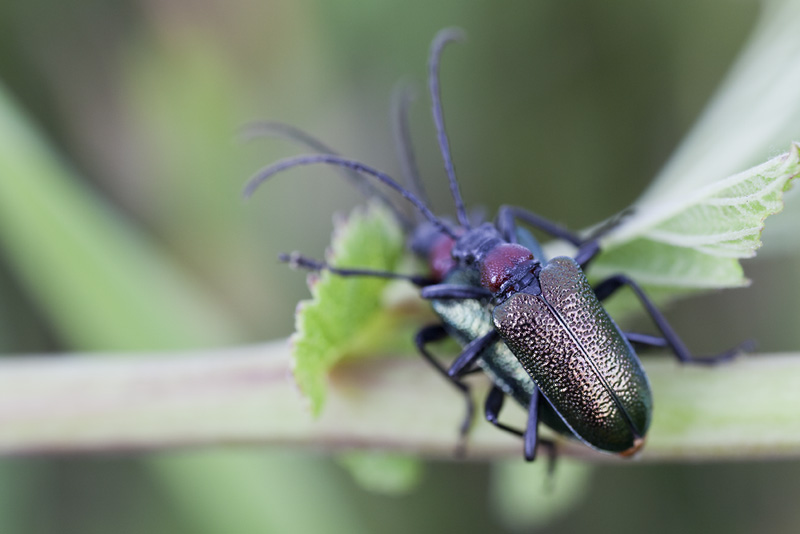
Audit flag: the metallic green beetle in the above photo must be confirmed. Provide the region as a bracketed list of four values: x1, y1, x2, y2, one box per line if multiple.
[418, 217, 657, 458]
[246, 28, 748, 460]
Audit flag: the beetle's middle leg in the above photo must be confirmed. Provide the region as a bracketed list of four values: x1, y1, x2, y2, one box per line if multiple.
[415, 325, 476, 453]
[624, 332, 668, 349]
[594, 274, 753, 364]
[447, 330, 500, 378]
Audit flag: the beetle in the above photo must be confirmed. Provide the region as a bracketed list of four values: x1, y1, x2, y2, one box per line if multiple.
[244, 28, 749, 460]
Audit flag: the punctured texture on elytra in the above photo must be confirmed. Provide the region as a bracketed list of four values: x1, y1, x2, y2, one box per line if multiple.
[493, 257, 652, 453]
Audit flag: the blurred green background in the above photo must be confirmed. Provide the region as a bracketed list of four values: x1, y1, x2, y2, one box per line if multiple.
[2, 0, 800, 532]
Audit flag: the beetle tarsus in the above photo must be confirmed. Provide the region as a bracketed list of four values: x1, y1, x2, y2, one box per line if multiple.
[688, 339, 756, 366]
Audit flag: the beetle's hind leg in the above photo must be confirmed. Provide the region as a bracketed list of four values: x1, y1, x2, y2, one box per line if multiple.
[484, 385, 555, 463]
[595, 274, 754, 364]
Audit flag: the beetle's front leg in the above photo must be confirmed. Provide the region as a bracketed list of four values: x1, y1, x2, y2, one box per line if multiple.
[496, 206, 633, 270]
[595, 274, 753, 364]
[420, 283, 492, 300]
[496, 205, 582, 246]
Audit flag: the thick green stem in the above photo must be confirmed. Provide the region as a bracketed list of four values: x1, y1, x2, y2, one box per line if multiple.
[1, 342, 798, 461]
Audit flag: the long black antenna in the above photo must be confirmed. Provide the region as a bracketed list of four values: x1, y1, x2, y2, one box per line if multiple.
[391, 84, 428, 213]
[243, 154, 457, 239]
[429, 28, 470, 229]
[240, 120, 413, 231]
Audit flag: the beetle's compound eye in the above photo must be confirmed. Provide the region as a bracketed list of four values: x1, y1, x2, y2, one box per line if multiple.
[480, 243, 534, 293]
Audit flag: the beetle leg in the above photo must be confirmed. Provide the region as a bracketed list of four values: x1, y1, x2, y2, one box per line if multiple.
[448, 330, 500, 378]
[624, 331, 668, 349]
[584, 207, 635, 241]
[523, 387, 543, 461]
[484, 385, 524, 437]
[280, 251, 435, 286]
[485, 385, 555, 463]
[415, 325, 475, 451]
[573, 211, 636, 268]
[496, 205, 582, 246]
[573, 239, 602, 269]
[420, 283, 492, 300]
[497, 206, 632, 270]
[595, 275, 752, 364]
[484, 386, 557, 463]
[497, 206, 633, 246]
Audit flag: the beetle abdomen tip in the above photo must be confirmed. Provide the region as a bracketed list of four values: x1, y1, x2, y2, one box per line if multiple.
[619, 436, 646, 458]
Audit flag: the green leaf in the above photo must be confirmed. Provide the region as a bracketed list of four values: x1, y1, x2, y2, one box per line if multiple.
[544, 144, 799, 296]
[639, 0, 800, 207]
[598, 0, 800, 264]
[292, 202, 406, 415]
[605, 143, 799, 256]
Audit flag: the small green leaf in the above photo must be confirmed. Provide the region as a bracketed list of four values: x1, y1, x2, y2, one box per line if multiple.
[292, 202, 406, 416]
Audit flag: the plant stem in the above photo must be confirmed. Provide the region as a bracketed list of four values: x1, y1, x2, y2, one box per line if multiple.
[1, 342, 798, 461]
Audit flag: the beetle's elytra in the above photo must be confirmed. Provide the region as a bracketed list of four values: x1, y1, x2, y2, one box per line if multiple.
[493, 257, 651, 454]
[245, 28, 748, 461]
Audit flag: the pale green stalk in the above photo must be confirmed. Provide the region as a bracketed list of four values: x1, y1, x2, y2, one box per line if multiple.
[1, 342, 799, 461]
